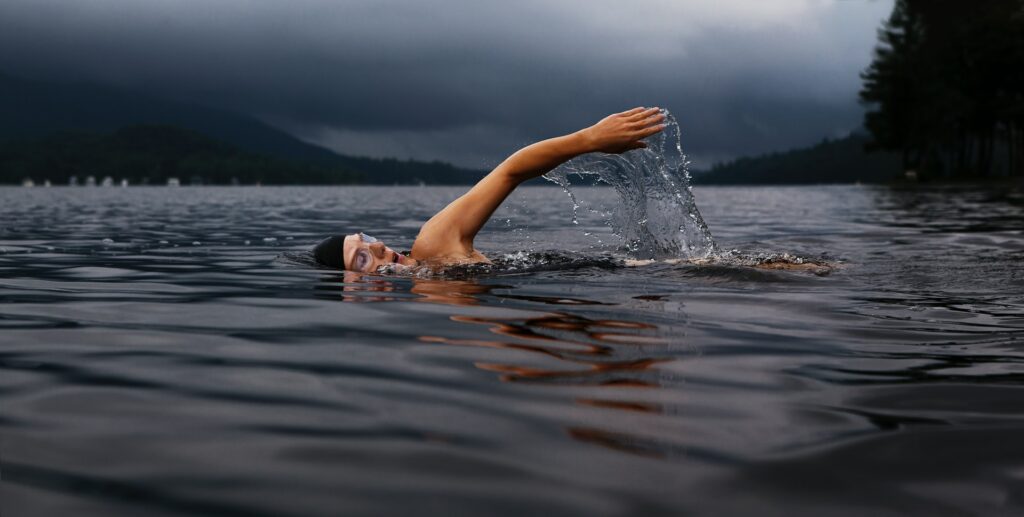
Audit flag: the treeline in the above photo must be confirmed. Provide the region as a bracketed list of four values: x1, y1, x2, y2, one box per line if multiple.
[330, 154, 484, 185]
[861, 0, 1024, 178]
[0, 125, 362, 185]
[699, 133, 901, 184]
[0, 73, 487, 185]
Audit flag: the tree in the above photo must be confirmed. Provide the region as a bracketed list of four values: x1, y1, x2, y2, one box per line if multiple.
[860, 0, 1024, 178]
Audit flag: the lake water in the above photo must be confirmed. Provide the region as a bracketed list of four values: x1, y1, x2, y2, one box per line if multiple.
[2, 184, 1023, 516]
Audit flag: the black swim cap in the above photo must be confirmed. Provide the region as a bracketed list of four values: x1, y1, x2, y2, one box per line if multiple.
[313, 235, 346, 269]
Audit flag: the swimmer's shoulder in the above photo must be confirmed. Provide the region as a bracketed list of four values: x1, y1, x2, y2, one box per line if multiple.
[411, 247, 491, 267]
[411, 217, 491, 266]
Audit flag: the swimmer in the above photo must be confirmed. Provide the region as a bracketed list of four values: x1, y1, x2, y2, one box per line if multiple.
[314, 107, 667, 271]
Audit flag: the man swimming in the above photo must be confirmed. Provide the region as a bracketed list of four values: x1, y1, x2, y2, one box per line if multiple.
[313, 107, 667, 272]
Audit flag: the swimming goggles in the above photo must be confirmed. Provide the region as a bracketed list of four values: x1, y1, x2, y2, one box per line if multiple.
[349, 233, 380, 272]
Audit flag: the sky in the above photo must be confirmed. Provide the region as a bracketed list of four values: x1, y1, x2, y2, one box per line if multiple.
[0, 0, 894, 169]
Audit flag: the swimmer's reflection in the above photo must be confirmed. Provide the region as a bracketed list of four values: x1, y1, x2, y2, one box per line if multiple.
[333, 272, 680, 457]
[424, 313, 667, 386]
[336, 273, 673, 388]
[425, 310, 683, 457]
[333, 271, 399, 303]
[337, 271, 498, 306]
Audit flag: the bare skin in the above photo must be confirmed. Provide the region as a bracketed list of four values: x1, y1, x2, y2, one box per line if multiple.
[341, 107, 667, 272]
[625, 257, 837, 275]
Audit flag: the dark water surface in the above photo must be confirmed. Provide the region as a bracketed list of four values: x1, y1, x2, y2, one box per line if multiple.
[2, 185, 1023, 516]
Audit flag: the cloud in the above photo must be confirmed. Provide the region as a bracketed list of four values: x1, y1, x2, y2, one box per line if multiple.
[0, 0, 893, 167]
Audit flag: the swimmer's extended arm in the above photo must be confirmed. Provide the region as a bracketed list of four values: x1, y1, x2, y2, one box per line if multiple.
[411, 107, 666, 260]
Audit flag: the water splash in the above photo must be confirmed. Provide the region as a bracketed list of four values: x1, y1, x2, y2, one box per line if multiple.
[544, 110, 716, 259]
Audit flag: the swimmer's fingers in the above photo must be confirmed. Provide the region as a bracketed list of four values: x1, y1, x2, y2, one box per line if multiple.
[634, 123, 667, 139]
[630, 112, 666, 129]
[618, 107, 647, 117]
[624, 107, 661, 121]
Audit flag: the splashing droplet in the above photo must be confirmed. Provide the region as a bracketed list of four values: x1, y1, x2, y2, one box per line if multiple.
[544, 110, 715, 259]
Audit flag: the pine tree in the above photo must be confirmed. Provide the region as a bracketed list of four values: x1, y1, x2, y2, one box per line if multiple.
[861, 0, 1024, 178]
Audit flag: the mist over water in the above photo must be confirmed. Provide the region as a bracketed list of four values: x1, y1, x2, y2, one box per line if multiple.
[544, 111, 716, 259]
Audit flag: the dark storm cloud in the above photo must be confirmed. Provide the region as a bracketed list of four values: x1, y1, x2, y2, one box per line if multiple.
[0, 0, 892, 167]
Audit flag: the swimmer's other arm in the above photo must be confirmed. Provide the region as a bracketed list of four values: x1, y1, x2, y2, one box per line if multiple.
[411, 107, 666, 261]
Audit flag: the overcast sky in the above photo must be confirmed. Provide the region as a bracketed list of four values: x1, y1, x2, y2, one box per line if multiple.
[0, 0, 893, 168]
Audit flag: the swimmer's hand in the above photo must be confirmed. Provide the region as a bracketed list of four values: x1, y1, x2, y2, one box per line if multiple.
[577, 107, 666, 154]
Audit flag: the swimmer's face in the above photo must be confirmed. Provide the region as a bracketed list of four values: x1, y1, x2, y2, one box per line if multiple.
[343, 233, 413, 272]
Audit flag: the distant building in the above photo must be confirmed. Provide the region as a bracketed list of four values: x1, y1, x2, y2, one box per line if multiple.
[101, 176, 114, 187]
[21, 178, 34, 187]
[167, 177, 181, 187]
[85, 176, 96, 187]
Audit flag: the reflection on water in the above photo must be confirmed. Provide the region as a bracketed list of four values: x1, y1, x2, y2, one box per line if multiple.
[335, 273, 677, 455]
[429, 313, 667, 385]
[2, 185, 1023, 516]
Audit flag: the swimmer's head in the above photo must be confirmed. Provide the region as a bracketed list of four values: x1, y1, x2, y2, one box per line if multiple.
[313, 233, 414, 272]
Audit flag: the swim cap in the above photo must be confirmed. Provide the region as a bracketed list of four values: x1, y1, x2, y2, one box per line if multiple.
[313, 235, 346, 269]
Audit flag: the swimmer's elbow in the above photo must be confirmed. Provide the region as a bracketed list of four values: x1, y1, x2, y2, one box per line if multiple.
[497, 132, 590, 184]
[495, 151, 547, 186]
[495, 166, 528, 187]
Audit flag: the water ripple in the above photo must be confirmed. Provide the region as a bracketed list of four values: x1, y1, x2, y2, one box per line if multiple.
[2, 185, 1023, 516]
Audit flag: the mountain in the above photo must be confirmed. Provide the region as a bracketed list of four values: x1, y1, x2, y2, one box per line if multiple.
[694, 133, 903, 185]
[0, 125, 363, 185]
[0, 72, 484, 184]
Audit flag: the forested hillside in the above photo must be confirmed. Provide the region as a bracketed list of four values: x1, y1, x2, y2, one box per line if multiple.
[0, 73, 484, 184]
[0, 126, 361, 185]
[696, 134, 901, 185]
